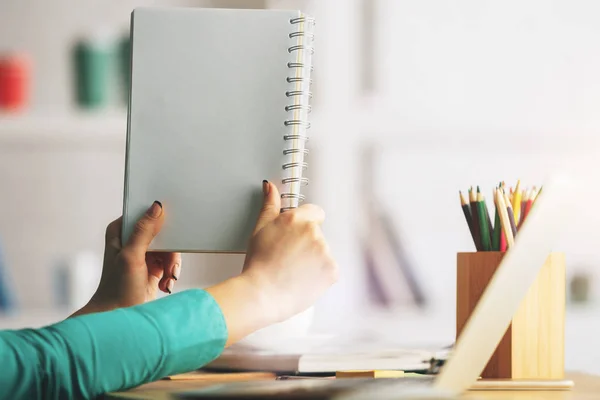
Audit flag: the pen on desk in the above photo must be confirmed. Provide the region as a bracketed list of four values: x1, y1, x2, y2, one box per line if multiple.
[277, 376, 334, 380]
[469, 187, 483, 251]
[476, 191, 492, 251]
[459, 191, 477, 249]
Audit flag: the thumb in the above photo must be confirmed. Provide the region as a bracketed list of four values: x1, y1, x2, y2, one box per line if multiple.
[125, 201, 165, 252]
[253, 180, 281, 235]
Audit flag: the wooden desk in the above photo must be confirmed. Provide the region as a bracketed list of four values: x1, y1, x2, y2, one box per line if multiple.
[106, 372, 600, 399]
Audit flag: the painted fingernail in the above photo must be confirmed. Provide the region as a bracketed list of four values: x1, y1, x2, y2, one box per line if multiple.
[148, 201, 162, 218]
[262, 180, 269, 196]
[173, 263, 181, 280]
[167, 279, 174, 294]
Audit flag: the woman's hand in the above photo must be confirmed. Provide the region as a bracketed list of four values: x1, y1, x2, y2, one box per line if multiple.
[243, 181, 338, 321]
[71, 201, 181, 317]
[206, 181, 338, 345]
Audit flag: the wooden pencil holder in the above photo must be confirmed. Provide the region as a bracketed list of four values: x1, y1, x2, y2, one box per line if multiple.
[456, 252, 566, 380]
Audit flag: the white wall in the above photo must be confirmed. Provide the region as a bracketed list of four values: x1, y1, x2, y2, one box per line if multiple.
[373, 0, 600, 136]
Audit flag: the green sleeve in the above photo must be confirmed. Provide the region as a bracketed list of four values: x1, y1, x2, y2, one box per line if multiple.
[0, 289, 228, 400]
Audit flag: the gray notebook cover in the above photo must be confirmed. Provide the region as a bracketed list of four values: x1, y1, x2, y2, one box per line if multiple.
[123, 7, 314, 252]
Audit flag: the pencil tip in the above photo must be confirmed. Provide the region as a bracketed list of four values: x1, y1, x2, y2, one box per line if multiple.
[477, 186, 481, 193]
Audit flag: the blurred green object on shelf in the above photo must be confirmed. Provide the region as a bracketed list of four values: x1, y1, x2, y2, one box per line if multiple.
[73, 38, 114, 108]
[570, 271, 592, 303]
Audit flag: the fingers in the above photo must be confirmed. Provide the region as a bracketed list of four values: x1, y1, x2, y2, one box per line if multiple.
[162, 252, 182, 280]
[158, 273, 175, 294]
[252, 180, 281, 235]
[148, 252, 181, 294]
[125, 201, 165, 253]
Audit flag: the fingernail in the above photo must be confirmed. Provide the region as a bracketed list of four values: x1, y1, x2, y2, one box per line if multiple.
[167, 279, 174, 294]
[173, 263, 181, 280]
[148, 201, 162, 218]
[262, 180, 269, 196]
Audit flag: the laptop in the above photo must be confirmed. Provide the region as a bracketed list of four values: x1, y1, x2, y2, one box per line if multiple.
[176, 170, 578, 399]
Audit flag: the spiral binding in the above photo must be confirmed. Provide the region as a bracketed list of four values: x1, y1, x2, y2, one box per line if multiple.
[282, 161, 308, 170]
[283, 148, 309, 156]
[287, 62, 314, 72]
[281, 15, 315, 212]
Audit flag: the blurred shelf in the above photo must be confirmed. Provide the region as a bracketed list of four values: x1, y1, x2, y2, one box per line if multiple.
[3, 104, 600, 153]
[0, 110, 127, 148]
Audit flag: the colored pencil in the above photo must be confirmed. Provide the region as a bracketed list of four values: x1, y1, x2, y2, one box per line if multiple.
[495, 188, 515, 248]
[492, 188, 501, 251]
[459, 191, 477, 249]
[530, 186, 539, 203]
[524, 196, 534, 215]
[469, 187, 483, 251]
[459, 182, 539, 252]
[477, 186, 493, 240]
[498, 182, 507, 251]
[503, 189, 518, 237]
[512, 180, 522, 223]
[532, 186, 542, 206]
[477, 192, 492, 251]
[522, 189, 535, 226]
[518, 189, 530, 228]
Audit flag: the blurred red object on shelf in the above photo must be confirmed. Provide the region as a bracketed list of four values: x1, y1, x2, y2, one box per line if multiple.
[0, 53, 31, 111]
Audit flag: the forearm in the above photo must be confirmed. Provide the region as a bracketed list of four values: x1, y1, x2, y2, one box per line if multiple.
[206, 275, 275, 346]
[0, 289, 227, 400]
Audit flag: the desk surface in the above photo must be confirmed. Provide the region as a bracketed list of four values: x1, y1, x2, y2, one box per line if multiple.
[106, 372, 600, 400]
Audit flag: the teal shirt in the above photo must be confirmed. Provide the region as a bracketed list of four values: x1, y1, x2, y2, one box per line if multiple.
[0, 289, 228, 399]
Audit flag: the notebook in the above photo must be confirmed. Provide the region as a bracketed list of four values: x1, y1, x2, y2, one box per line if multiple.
[206, 336, 450, 375]
[122, 7, 315, 252]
